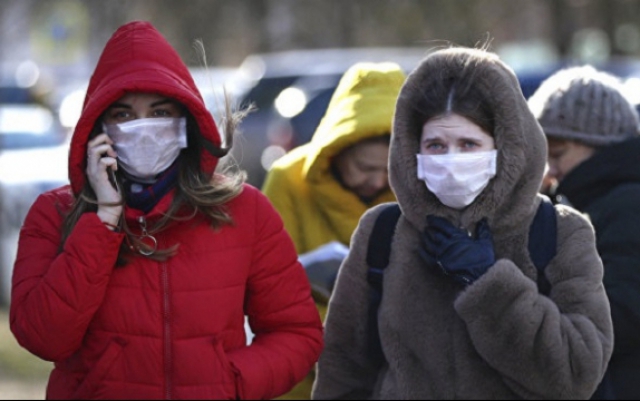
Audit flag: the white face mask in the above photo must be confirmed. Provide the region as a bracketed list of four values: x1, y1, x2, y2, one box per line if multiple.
[416, 150, 498, 209]
[104, 117, 188, 181]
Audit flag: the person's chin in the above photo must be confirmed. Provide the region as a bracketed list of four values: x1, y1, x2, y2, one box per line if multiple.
[355, 188, 385, 203]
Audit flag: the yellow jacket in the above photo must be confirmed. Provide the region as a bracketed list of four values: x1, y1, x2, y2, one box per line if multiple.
[263, 62, 406, 400]
[263, 62, 406, 255]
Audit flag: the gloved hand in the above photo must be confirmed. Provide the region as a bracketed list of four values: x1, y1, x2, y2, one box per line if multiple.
[420, 215, 495, 286]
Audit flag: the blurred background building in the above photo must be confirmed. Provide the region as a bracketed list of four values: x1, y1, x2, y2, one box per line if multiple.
[3, 0, 640, 398]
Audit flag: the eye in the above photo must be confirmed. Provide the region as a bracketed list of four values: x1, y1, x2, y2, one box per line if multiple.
[104, 109, 133, 124]
[462, 140, 480, 149]
[151, 102, 184, 118]
[152, 108, 172, 117]
[549, 149, 565, 160]
[358, 164, 383, 173]
[548, 144, 567, 159]
[423, 141, 447, 155]
[425, 139, 444, 149]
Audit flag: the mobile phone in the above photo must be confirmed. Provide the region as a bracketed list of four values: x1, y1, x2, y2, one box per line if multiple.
[108, 166, 120, 193]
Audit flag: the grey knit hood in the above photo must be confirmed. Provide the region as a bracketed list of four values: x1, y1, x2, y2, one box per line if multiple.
[391, 48, 548, 236]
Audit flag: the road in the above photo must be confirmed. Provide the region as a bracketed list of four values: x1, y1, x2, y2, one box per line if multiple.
[0, 378, 47, 400]
[0, 309, 49, 400]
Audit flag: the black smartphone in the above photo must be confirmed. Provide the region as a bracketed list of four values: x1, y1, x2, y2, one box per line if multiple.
[107, 166, 119, 192]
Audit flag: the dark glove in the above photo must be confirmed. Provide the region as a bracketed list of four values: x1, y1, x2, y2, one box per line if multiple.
[420, 215, 495, 286]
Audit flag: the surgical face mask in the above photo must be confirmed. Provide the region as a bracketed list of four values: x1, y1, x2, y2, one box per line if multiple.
[104, 117, 187, 181]
[416, 150, 498, 209]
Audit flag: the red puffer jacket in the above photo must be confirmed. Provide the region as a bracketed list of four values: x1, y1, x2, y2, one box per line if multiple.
[9, 21, 323, 400]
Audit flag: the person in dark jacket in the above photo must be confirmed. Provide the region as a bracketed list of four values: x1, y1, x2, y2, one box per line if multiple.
[313, 46, 613, 400]
[529, 65, 640, 400]
[9, 20, 323, 400]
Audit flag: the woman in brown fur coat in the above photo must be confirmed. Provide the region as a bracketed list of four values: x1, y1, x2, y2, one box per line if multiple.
[312, 46, 614, 400]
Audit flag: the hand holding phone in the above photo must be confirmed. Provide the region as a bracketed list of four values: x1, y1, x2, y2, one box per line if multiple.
[86, 133, 121, 204]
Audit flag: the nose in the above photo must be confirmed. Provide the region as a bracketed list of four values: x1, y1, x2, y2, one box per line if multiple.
[370, 172, 388, 190]
[546, 162, 560, 179]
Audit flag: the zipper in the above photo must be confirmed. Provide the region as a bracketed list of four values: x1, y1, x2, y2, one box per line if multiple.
[138, 216, 158, 256]
[140, 214, 170, 399]
[162, 259, 172, 400]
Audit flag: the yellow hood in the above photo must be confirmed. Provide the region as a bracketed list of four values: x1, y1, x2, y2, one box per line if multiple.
[263, 62, 406, 254]
[303, 62, 407, 181]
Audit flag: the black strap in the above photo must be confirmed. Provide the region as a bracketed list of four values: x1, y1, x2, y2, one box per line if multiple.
[528, 197, 557, 296]
[366, 204, 402, 293]
[365, 204, 401, 363]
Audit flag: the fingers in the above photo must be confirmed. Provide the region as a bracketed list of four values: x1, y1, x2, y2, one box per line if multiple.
[426, 215, 450, 228]
[99, 156, 118, 171]
[87, 133, 114, 148]
[87, 134, 116, 158]
[475, 218, 493, 241]
[426, 215, 467, 243]
[87, 134, 118, 172]
[418, 247, 436, 266]
[426, 215, 492, 242]
[86, 133, 121, 203]
[89, 143, 118, 160]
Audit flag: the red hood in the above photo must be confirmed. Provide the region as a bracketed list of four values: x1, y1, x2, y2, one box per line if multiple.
[69, 21, 221, 195]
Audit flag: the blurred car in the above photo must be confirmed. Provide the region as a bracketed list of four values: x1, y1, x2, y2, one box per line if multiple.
[0, 84, 42, 104]
[0, 104, 69, 305]
[229, 47, 429, 187]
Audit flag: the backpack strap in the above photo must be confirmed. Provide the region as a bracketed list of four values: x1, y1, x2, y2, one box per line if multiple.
[366, 203, 402, 292]
[365, 203, 401, 363]
[528, 196, 557, 296]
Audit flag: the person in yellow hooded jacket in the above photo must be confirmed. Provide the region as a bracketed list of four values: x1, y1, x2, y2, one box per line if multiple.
[262, 62, 406, 399]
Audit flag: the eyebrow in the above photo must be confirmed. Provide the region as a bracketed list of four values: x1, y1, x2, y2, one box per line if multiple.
[107, 99, 175, 109]
[108, 102, 132, 109]
[421, 136, 484, 146]
[150, 99, 176, 107]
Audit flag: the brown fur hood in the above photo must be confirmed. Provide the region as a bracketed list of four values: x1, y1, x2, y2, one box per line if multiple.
[391, 48, 547, 234]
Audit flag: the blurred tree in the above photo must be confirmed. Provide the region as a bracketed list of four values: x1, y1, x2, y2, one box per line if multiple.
[3, 0, 640, 72]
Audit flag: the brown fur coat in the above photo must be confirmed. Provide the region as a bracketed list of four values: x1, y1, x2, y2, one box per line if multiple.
[312, 48, 613, 400]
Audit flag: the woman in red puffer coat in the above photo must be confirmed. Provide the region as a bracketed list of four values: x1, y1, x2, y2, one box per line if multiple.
[9, 20, 323, 400]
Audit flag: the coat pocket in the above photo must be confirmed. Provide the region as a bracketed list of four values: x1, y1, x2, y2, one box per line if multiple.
[72, 338, 126, 400]
[211, 336, 241, 399]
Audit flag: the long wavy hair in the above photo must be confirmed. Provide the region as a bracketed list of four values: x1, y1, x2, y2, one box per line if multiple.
[59, 96, 248, 266]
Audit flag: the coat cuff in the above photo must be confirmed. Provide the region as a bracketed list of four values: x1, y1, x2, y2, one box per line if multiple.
[454, 259, 537, 318]
[64, 213, 125, 281]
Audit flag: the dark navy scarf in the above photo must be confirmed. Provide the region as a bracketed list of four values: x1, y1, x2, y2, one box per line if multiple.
[122, 161, 180, 213]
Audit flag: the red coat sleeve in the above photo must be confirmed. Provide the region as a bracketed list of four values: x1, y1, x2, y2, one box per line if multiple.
[226, 187, 324, 400]
[10, 191, 124, 361]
